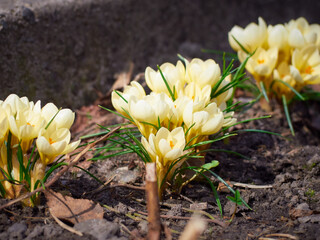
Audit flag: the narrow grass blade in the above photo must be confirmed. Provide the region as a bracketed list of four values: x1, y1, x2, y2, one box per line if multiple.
[201, 49, 238, 58]
[74, 166, 104, 184]
[209, 149, 250, 160]
[231, 35, 250, 55]
[234, 129, 283, 138]
[42, 162, 68, 183]
[259, 81, 269, 103]
[26, 144, 37, 171]
[177, 53, 188, 65]
[274, 79, 305, 101]
[0, 182, 6, 197]
[6, 132, 13, 180]
[114, 90, 128, 103]
[98, 105, 133, 122]
[89, 149, 134, 161]
[221, 115, 271, 132]
[157, 65, 175, 101]
[17, 143, 30, 184]
[206, 168, 251, 210]
[185, 133, 237, 150]
[282, 95, 295, 136]
[45, 108, 61, 130]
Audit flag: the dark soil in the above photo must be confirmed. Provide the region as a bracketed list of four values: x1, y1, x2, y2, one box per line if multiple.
[0, 98, 320, 240]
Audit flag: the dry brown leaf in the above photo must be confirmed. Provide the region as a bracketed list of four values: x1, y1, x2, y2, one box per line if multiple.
[45, 190, 104, 225]
[217, 181, 233, 192]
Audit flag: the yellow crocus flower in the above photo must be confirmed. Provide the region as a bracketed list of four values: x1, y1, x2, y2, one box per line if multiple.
[185, 58, 221, 88]
[183, 82, 211, 104]
[228, 17, 267, 53]
[41, 103, 75, 130]
[145, 61, 185, 98]
[111, 81, 146, 118]
[183, 100, 224, 144]
[292, 44, 320, 85]
[141, 127, 187, 194]
[239, 47, 278, 87]
[36, 127, 80, 165]
[8, 108, 45, 152]
[128, 93, 170, 137]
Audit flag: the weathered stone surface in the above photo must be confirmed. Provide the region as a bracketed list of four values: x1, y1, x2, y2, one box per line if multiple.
[0, 0, 319, 108]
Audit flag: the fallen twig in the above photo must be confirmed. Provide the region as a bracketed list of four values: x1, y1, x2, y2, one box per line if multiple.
[261, 233, 298, 240]
[146, 163, 161, 240]
[120, 222, 143, 239]
[137, 210, 227, 228]
[50, 208, 83, 236]
[0, 126, 120, 211]
[108, 183, 146, 191]
[230, 182, 273, 189]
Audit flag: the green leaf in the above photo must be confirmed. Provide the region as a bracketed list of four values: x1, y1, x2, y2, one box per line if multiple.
[227, 190, 243, 206]
[201, 160, 219, 170]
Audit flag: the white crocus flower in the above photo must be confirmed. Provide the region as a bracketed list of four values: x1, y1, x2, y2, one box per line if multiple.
[183, 82, 211, 104]
[41, 103, 75, 130]
[142, 127, 186, 166]
[2, 94, 41, 117]
[183, 100, 224, 144]
[145, 61, 185, 97]
[166, 95, 190, 130]
[36, 128, 80, 165]
[141, 127, 187, 193]
[8, 108, 45, 152]
[185, 58, 221, 88]
[111, 81, 146, 117]
[292, 44, 320, 84]
[0, 106, 9, 146]
[239, 47, 278, 78]
[129, 93, 170, 137]
[268, 24, 289, 51]
[305, 24, 320, 49]
[228, 17, 267, 53]
[223, 111, 237, 127]
[285, 17, 316, 49]
[288, 28, 306, 49]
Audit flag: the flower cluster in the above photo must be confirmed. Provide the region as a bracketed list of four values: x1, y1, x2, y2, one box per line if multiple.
[112, 58, 236, 195]
[0, 94, 80, 204]
[229, 17, 320, 101]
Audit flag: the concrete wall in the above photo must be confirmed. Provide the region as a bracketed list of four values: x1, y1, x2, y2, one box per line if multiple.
[0, 0, 319, 108]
